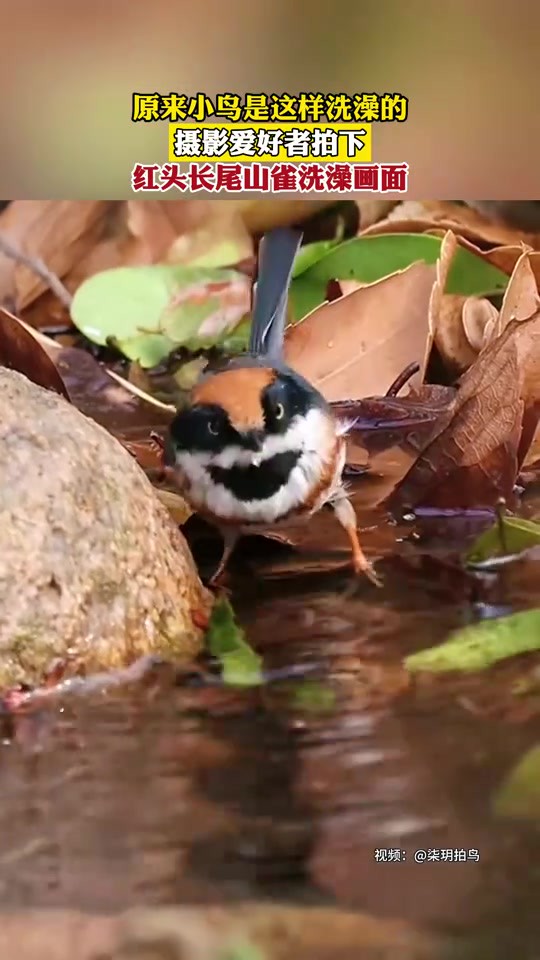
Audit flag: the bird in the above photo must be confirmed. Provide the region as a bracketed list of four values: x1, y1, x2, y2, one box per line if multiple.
[164, 226, 380, 587]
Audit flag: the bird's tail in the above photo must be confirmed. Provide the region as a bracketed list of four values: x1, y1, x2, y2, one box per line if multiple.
[248, 227, 303, 362]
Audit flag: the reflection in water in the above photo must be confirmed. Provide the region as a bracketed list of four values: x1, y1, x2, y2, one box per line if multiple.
[0, 486, 539, 957]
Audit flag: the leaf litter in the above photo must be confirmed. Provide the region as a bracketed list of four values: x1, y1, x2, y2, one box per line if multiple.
[388, 309, 540, 513]
[6, 203, 540, 953]
[5, 199, 540, 686]
[405, 609, 540, 675]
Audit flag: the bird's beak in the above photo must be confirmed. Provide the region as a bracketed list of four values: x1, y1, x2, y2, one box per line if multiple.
[244, 430, 265, 465]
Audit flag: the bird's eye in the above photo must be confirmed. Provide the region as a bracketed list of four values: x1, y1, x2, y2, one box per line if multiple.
[275, 402, 285, 421]
[207, 420, 219, 436]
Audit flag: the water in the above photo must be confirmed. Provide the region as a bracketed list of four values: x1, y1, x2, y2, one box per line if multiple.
[1, 477, 540, 957]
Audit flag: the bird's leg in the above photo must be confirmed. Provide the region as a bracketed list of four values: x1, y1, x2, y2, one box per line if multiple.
[329, 493, 382, 587]
[207, 528, 240, 588]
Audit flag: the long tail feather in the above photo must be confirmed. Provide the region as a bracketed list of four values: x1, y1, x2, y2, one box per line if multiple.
[249, 227, 303, 361]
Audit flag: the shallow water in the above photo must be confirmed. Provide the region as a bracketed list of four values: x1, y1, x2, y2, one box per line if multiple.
[1, 473, 540, 957]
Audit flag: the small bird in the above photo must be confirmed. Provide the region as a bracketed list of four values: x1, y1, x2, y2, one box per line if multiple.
[165, 227, 380, 587]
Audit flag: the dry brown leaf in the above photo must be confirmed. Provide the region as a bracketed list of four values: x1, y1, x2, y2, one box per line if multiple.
[428, 231, 477, 376]
[65, 234, 133, 290]
[167, 213, 252, 267]
[125, 201, 255, 272]
[0, 307, 70, 400]
[388, 311, 540, 512]
[0, 201, 115, 310]
[474, 242, 531, 277]
[333, 279, 368, 297]
[415, 201, 540, 247]
[429, 231, 503, 375]
[126, 200, 180, 262]
[494, 250, 540, 338]
[361, 201, 540, 248]
[353, 199, 398, 230]
[461, 298, 499, 352]
[68, 202, 253, 292]
[466, 201, 540, 234]
[284, 262, 436, 402]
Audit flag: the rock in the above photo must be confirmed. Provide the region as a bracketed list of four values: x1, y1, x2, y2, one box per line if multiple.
[0, 368, 212, 686]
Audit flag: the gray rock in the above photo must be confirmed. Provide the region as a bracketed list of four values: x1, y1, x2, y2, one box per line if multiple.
[0, 368, 211, 686]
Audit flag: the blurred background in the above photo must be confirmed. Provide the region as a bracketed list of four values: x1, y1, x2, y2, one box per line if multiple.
[0, 0, 537, 197]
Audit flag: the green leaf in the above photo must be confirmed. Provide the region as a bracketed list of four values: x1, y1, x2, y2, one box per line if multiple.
[206, 597, 263, 688]
[467, 515, 540, 564]
[405, 608, 540, 674]
[493, 745, 540, 822]
[220, 941, 265, 960]
[71, 265, 249, 368]
[186, 237, 250, 270]
[289, 234, 509, 321]
[221, 316, 251, 354]
[291, 239, 341, 278]
[291, 680, 336, 714]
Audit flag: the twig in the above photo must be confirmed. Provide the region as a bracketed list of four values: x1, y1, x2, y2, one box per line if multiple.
[105, 367, 176, 411]
[495, 497, 508, 554]
[0, 233, 73, 310]
[386, 361, 421, 397]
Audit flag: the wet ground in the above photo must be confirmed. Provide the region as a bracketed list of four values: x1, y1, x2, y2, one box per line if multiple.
[1, 461, 540, 959]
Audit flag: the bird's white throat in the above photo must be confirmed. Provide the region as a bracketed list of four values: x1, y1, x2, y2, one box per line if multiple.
[173, 407, 342, 523]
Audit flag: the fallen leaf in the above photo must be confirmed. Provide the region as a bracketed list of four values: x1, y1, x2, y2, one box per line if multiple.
[493, 744, 540, 822]
[206, 597, 263, 688]
[0, 201, 114, 310]
[291, 680, 337, 715]
[154, 488, 193, 525]
[388, 311, 540, 512]
[285, 262, 436, 402]
[519, 455, 540, 485]
[353, 198, 398, 230]
[0, 307, 70, 400]
[405, 608, 540, 674]
[467, 515, 540, 564]
[493, 250, 540, 339]
[126, 200, 180, 262]
[173, 356, 209, 391]
[459, 241, 540, 313]
[333, 387, 455, 458]
[479, 243, 532, 277]
[289, 233, 509, 323]
[5, 310, 173, 460]
[429, 243, 540, 377]
[219, 939, 265, 960]
[461, 298, 499, 353]
[169, 277, 250, 339]
[364, 200, 540, 247]
[168, 215, 253, 270]
[428, 231, 477, 376]
[124, 198, 333, 248]
[65, 232, 137, 293]
[428, 231, 501, 375]
[128, 200, 254, 271]
[465, 201, 540, 235]
[291, 238, 342, 276]
[70, 264, 251, 367]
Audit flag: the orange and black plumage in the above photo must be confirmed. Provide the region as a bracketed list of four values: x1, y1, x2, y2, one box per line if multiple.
[166, 227, 380, 587]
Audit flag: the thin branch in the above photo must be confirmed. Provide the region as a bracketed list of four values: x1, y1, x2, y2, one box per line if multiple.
[106, 368, 176, 411]
[385, 361, 421, 397]
[0, 233, 73, 310]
